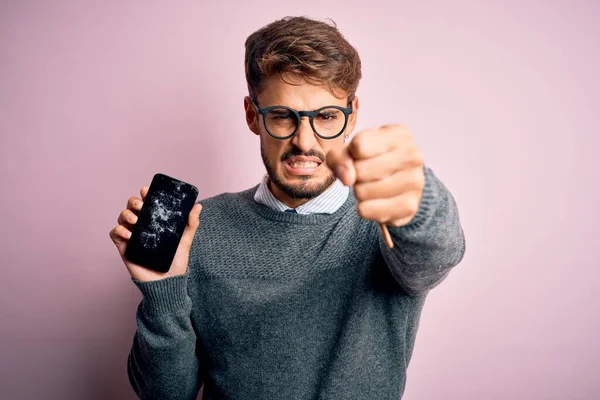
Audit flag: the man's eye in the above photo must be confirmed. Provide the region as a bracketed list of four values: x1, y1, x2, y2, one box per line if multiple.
[318, 113, 337, 121]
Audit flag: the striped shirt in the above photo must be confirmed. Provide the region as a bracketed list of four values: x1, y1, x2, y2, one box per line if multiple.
[253, 174, 349, 215]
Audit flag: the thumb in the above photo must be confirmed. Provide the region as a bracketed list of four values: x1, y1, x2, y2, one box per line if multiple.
[325, 146, 356, 186]
[179, 203, 202, 251]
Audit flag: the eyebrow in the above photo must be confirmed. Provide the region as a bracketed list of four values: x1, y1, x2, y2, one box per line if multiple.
[266, 104, 345, 111]
[269, 108, 293, 114]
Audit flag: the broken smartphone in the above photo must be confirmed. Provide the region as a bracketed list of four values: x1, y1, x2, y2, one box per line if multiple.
[124, 173, 199, 273]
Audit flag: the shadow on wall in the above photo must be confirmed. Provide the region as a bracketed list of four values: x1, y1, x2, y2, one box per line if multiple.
[83, 273, 140, 400]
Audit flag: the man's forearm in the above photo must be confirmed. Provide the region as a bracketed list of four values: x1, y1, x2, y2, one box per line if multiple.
[127, 274, 201, 400]
[380, 165, 466, 295]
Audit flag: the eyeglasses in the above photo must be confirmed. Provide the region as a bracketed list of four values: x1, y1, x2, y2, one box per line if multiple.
[251, 98, 353, 140]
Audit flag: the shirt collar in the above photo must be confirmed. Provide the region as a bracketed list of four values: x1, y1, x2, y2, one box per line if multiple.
[254, 174, 349, 215]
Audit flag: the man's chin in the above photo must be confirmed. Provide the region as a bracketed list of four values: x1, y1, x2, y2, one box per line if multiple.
[271, 171, 335, 200]
[284, 173, 313, 182]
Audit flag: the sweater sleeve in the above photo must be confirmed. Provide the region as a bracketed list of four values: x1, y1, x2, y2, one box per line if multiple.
[127, 273, 201, 400]
[379, 165, 466, 295]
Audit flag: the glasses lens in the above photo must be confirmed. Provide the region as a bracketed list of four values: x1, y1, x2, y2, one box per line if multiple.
[265, 108, 297, 138]
[313, 108, 346, 138]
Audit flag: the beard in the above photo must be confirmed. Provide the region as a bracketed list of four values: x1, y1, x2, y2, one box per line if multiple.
[261, 141, 336, 200]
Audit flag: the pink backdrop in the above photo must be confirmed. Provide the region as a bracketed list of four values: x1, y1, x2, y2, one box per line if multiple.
[1, 1, 599, 399]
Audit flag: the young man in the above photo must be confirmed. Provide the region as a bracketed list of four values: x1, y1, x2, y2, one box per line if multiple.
[110, 16, 466, 400]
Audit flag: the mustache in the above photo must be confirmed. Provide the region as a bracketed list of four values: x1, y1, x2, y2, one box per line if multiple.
[281, 148, 325, 162]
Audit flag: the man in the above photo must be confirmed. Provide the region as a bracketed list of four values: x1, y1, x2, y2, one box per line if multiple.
[110, 16, 466, 400]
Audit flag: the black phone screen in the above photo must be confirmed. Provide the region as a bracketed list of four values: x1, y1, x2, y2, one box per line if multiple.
[124, 173, 199, 273]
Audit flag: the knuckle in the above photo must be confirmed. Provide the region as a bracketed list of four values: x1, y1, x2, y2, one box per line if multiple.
[354, 185, 367, 201]
[417, 172, 425, 189]
[411, 152, 424, 169]
[412, 167, 425, 188]
[128, 212, 137, 224]
[350, 135, 366, 157]
[356, 202, 369, 219]
[382, 123, 407, 135]
[119, 209, 129, 222]
[414, 147, 423, 162]
[119, 225, 131, 237]
[408, 146, 423, 162]
[403, 197, 419, 216]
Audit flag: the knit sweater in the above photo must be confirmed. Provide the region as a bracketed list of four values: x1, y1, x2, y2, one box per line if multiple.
[127, 165, 466, 400]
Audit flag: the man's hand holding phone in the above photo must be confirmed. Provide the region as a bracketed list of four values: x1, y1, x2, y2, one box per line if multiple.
[109, 185, 203, 282]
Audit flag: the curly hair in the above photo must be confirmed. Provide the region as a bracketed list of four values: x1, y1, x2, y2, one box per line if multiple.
[244, 16, 362, 101]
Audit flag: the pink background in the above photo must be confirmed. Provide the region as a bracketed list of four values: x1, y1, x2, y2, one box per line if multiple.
[1, 1, 599, 399]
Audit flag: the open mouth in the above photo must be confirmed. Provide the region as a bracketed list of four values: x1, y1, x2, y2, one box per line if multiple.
[283, 156, 322, 176]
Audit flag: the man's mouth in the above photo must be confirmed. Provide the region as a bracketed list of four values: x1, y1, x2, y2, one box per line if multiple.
[283, 156, 322, 175]
[288, 161, 320, 168]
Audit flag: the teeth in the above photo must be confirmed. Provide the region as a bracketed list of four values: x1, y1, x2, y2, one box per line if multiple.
[290, 162, 318, 168]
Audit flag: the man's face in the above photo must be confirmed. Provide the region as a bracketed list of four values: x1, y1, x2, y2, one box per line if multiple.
[244, 74, 359, 204]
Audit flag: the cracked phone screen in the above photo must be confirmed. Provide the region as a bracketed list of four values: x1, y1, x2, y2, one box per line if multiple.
[124, 174, 198, 272]
[139, 189, 186, 249]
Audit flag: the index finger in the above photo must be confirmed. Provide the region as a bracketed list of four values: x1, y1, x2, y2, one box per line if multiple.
[140, 186, 149, 201]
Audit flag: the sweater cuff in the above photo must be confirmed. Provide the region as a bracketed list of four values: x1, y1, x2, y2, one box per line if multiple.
[389, 165, 439, 233]
[132, 273, 190, 315]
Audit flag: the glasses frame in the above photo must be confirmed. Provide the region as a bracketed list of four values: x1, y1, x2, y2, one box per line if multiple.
[250, 98, 353, 140]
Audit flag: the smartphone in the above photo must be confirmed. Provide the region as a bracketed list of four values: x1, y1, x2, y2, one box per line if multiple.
[124, 173, 199, 273]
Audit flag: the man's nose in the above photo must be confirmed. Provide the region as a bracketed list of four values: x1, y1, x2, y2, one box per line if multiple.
[291, 117, 318, 152]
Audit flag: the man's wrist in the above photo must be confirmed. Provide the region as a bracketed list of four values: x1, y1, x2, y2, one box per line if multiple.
[388, 165, 439, 232]
[133, 273, 191, 316]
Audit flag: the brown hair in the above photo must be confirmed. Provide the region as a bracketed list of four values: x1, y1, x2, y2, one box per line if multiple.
[244, 16, 362, 102]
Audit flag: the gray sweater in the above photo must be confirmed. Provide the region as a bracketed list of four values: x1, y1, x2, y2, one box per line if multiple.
[127, 165, 466, 400]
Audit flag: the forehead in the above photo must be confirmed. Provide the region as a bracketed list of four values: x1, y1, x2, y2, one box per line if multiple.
[257, 74, 347, 110]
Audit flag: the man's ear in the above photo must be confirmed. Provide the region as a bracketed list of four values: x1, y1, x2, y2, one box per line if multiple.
[244, 96, 260, 136]
[347, 96, 359, 134]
